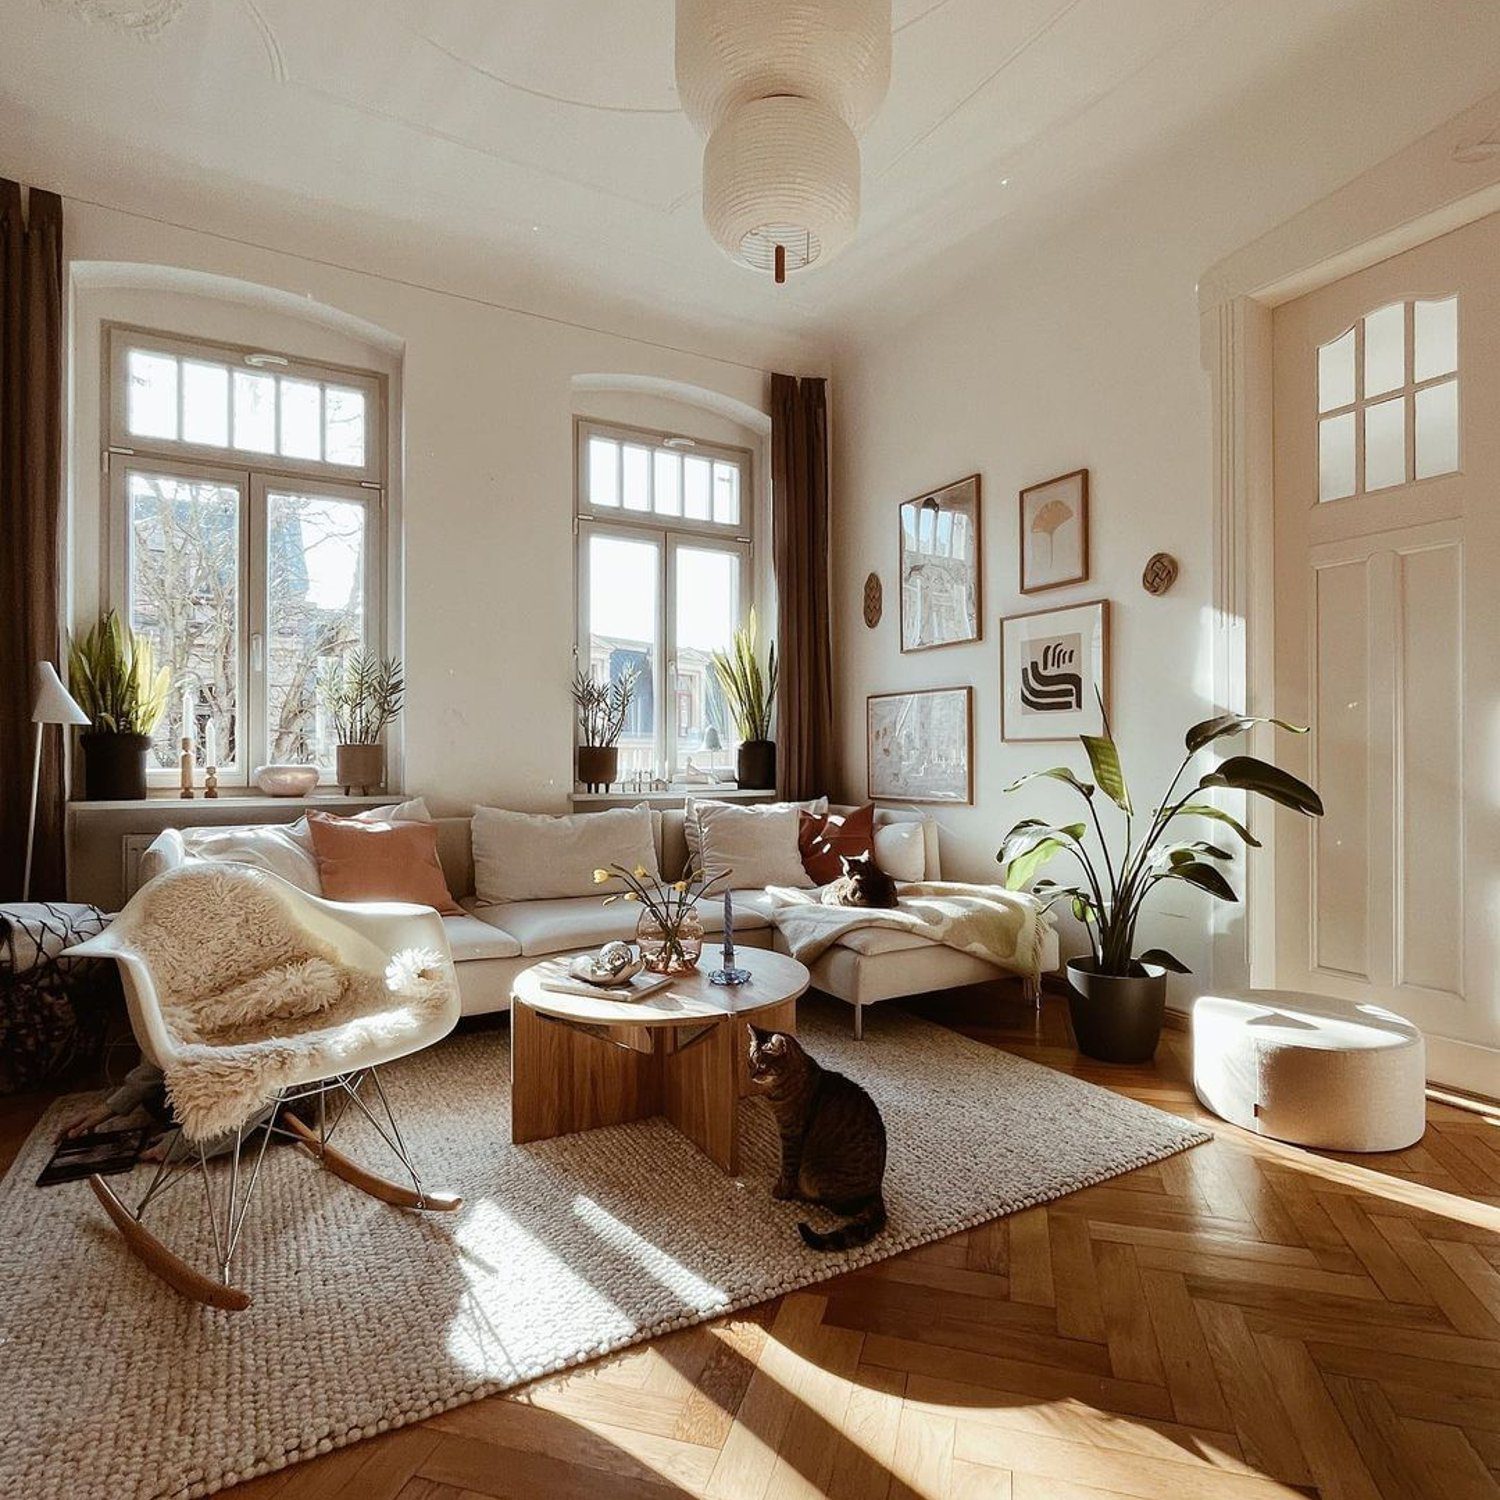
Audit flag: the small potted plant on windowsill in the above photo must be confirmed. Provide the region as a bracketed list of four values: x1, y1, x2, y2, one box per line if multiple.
[999, 709, 1323, 1064]
[712, 609, 779, 790]
[68, 611, 171, 801]
[573, 666, 638, 793]
[326, 650, 404, 795]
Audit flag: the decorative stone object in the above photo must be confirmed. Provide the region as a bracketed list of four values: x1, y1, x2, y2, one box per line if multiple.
[1142, 552, 1179, 595]
[254, 765, 320, 798]
[862, 571, 882, 628]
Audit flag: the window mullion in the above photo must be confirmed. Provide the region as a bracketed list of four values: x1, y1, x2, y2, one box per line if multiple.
[246, 472, 268, 784]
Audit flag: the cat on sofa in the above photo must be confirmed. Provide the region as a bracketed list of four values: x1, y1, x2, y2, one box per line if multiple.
[820, 851, 898, 909]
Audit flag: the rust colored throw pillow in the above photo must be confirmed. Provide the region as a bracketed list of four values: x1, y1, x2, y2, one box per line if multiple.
[798, 804, 877, 885]
[305, 811, 463, 915]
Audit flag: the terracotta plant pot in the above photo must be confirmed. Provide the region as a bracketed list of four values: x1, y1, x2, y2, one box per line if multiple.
[736, 739, 776, 790]
[576, 744, 619, 793]
[1065, 958, 1168, 1064]
[336, 742, 385, 795]
[80, 731, 151, 801]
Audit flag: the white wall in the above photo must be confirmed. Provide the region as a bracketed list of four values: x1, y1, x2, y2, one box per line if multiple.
[61, 199, 819, 816]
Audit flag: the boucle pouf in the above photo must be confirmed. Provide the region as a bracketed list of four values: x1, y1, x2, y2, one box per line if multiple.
[1192, 989, 1426, 1151]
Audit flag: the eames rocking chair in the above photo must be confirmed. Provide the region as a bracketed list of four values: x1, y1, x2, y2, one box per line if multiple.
[67, 862, 464, 1311]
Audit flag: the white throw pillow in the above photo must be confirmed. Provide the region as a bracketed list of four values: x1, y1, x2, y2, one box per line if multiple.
[689, 801, 813, 889]
[874, 821, 926, 883]
[684, 796, 827, 866]
[472, 803, 658, 905]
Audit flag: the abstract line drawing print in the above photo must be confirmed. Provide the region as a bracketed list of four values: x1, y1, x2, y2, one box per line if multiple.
[1020, 633, 1083, 713]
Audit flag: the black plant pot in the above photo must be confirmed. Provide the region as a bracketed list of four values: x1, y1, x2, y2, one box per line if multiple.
[80, 731, 151, 801]
[1065, 958, 1168, 1064]
[576, 744, 619, 793]
[736, 739, 776, 790]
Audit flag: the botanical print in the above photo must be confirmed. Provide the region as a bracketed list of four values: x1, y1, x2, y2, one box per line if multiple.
[1019, 469, 1088, 593]
[900, 476, 981, 651]
[867, 687, 972, 803]
[1001, 601, 1108, 741]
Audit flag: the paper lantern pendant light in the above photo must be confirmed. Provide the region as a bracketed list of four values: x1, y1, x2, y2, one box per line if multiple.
[676, 0, 891, 282]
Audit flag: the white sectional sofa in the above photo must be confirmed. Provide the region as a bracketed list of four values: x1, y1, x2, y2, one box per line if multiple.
[140, 803, 1059, 1037]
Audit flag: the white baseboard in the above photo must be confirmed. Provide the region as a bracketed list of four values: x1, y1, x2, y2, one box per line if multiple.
[1425, 1033, 1500, 1102]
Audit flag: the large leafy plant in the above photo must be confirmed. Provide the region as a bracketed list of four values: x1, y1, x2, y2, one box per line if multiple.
[711, 609, 778, 742]
[68, 611, 170, 736]
[998, 711, 1323, 977]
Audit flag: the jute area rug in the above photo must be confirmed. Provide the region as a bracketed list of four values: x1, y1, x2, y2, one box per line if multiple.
[0, 995, 1209, 1500]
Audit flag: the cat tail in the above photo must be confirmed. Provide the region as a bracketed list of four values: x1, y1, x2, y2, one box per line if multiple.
[798, 1194, 887, 1252]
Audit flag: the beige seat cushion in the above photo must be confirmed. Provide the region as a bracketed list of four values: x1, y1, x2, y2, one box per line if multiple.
[442, 912, 521, 962]
[831, 927, 940, 957]
[470, 889, 774, 957]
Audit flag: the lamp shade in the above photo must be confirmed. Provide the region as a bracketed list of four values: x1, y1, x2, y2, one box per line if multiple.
[702, 725, 723, 751]
[33, 662, 91, 726]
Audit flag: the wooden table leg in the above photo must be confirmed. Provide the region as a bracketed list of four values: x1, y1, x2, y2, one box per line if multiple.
[511, 999, 661, 1145]
[661, 1017, 739, 1173]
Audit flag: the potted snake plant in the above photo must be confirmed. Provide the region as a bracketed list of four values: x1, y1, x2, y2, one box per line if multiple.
[999, 709, 1323, 1063]
[711, 609, 779, 790]
[68, 611, 171, 801]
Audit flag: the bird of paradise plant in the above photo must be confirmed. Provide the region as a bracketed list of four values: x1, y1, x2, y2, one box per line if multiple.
[593, 861, 733, 973]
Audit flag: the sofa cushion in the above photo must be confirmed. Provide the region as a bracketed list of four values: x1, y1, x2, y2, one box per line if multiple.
[469, 897, 640, 956]
[798, 804, 876, 884]
[684, 796, 827, 867]
[471, 803, 658, 905]
[688, 802, 814, 889]
[874, 821, 927, 883]
[442, 913, 521, 962]
[306, 812, 463, 914]
[833, 927, 942, 957]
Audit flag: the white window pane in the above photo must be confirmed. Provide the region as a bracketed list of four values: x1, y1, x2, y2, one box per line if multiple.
[1318, 327, 1355, 413]
[683, 456, 712, 520]
[279, 378, 322, 461]
[181, 360, 229, 447]
[127, 470, 240, 770]
[1364, 396, 1406, 491]
[588, 436, 619, 507]
[1364, 302, 1405, 398]
[324, 386, 367, 467]
[653, 450, 682, 516]
[622, 445, 651, 511]
[267, 490, 367, 769]
[712, 461, 740, 525]
[1414, 296, 1458, 383]
[586, 532, 659, 778]
[126, 350, 178, 440]
[675, 547, 739, 771]
[233, 370, 276, 453]
[1415, 379, 1459, 480]
[1319, 412, 1355, 502]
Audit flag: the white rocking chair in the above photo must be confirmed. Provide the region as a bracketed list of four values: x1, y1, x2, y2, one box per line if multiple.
[67, 864, 464, 1311]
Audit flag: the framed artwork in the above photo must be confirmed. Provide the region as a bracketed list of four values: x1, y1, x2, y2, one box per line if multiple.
[1001, 599, 1109, 742]
[899, 474, 982, 652]
[1019, 468, 1089, 594]
[867, 686, 974, 804]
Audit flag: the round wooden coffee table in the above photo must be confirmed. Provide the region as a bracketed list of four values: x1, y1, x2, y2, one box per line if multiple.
[510, 947, 809, 1174]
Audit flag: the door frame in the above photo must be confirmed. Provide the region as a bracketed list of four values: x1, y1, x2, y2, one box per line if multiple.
[1199, 88, 1500, 1090]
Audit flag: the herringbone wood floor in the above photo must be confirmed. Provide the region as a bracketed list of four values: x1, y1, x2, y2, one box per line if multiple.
[6, 990, 1497, 1500]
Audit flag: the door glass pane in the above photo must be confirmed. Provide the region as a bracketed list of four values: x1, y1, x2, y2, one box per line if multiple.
[653, 450, 682, 516]
[674, 547, 739, 776]
[126, 350, 179, 440]
[588, 436, 619, 507]
[1415, 379, 1459, 479]
[1414, 296, 1458, 383]
[233, 370, 276, 453]
[181, 360, 229, 447]
[1363, 302, 1405, 398]
[586, 532, 659, 780]
[1319, 412, 1355, 502]
[324, 386, 367, 467]
[1318, 327, 1355, 412]
[126, 470, 240, 771]
[712, 461, 741, 525]
[267, 490, 368, 769]
[279, 378, 322, 461]
[1364, 396, 1406, 491]
[683, 456, 712, 520]
[621, 445, 651, 512]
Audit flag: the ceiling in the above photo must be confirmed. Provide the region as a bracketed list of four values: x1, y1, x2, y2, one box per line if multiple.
[3, 0, 1498, 353]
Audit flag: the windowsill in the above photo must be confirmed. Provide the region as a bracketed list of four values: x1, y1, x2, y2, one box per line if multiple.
[69, 792, 397, 813]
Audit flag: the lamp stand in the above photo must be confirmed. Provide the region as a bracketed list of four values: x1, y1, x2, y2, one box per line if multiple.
[23, 721, 43, 902]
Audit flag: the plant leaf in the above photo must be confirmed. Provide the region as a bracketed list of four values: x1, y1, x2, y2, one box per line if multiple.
[1004, 836, 1077, 891]
[1081, 732, 1132, 814]
[1199, 756, 1324, 817]
[1173, 803, 1262, 847]
[998, 821, 1085, 867]
[1003, 766, 1095, 799]
[1138, 947, 1192, 974]
[1166, 860, 1239, 901]
[1185, 713, 1309, 754]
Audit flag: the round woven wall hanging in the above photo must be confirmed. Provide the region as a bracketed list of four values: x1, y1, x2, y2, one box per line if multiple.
[1142, 552, 1179, 596]
[863, 572, 883, 627]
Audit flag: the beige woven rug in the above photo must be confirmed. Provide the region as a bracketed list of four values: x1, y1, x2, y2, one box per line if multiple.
[0, 996, 1208, 1500]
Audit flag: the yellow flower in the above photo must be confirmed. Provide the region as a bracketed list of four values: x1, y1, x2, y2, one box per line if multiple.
[634, 864, 649, 879]
[593, 868, 612, 884]
[673, 881, 688, 892]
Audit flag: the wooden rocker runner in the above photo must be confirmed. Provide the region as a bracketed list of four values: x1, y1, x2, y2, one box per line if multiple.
[68, 866, 465, 1311]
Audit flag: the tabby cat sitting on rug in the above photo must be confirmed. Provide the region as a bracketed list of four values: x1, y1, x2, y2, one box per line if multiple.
[820, 851, 898, 909]
[747, 1025, 888, 1250]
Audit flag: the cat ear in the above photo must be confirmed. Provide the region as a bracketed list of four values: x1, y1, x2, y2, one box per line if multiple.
[840, 855, 854, 873]
[764, 1033, 787, 1054]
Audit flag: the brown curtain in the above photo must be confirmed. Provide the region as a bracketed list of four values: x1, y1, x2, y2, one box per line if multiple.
[770, 373, 835, 800]
[0, 181, 66, 900]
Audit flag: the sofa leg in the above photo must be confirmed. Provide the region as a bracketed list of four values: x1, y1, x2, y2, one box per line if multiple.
[853, 1004, 864, 1041]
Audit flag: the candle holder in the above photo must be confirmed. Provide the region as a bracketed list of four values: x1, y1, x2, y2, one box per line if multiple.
[204, 764, 219, 799]
[178, 735, 195, 799]
[709, 889, 751, 987]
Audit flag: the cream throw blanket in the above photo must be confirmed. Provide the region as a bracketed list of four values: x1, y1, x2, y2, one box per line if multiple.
[766, 882, 1049, 996]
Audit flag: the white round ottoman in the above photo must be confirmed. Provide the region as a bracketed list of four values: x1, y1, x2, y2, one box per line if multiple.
[1192, 990, 1426, 1152]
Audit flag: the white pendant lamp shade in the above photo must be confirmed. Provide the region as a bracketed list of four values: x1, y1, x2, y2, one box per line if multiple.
[677, 0, 891, 280]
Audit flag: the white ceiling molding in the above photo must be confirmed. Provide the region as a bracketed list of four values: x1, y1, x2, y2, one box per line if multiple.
[42, 0, 185, 39]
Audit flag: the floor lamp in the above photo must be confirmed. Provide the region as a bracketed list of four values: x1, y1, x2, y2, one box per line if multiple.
[25, 662, 90, 901]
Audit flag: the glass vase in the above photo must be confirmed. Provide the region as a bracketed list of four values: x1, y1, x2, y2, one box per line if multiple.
[636, 905, 705, 975]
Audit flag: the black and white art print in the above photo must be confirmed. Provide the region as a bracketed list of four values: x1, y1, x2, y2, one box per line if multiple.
[1000, 600, 1109, 741]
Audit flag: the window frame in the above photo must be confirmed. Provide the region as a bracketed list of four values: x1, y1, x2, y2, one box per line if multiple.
[573, 418, 754, 785]
[103, 323, 388, 788]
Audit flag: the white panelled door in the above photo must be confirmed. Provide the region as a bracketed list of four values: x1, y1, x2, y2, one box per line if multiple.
[1272, 211, 1500, 1093]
